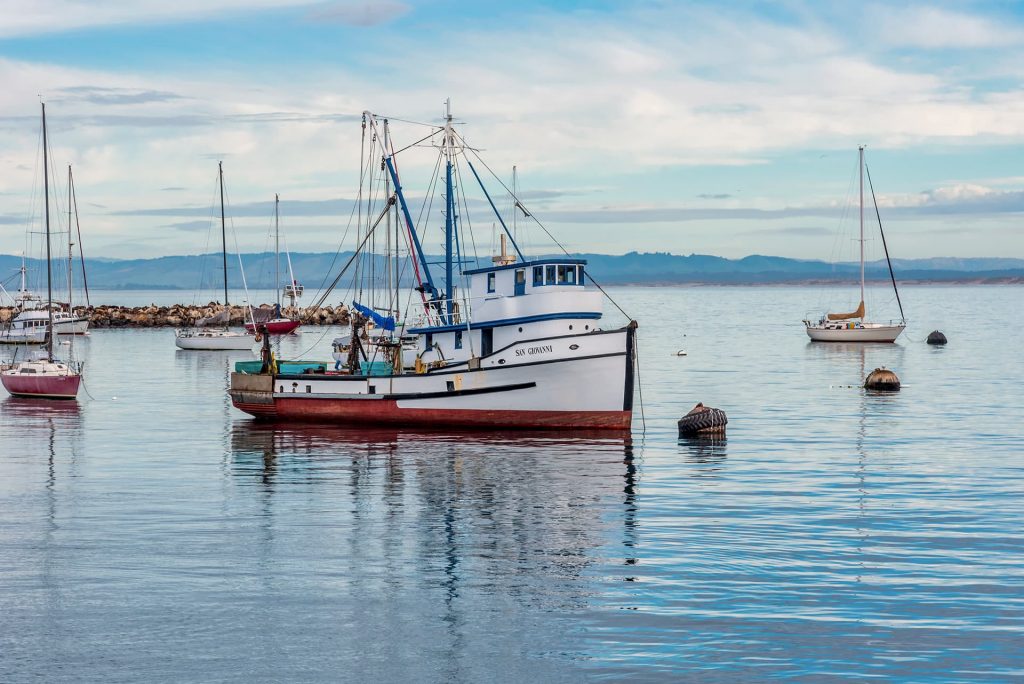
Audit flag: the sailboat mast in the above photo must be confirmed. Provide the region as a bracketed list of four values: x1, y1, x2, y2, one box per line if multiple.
[859, 145, 865, 314]
[42, 103, 54, 358]
[444, 98, 455, 324]
[219, 161, 228, 308]
[275, 194, 280, 311]
[67, 165, 73, 317]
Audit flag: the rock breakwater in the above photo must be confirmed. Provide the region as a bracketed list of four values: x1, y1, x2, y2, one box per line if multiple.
[0, 303, 350, 328]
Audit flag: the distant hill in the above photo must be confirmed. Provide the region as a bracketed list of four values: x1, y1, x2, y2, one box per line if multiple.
[1, 251, 1022, 293]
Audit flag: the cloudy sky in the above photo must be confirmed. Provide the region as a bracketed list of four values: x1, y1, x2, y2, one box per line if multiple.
[0, 0, 1023, 261]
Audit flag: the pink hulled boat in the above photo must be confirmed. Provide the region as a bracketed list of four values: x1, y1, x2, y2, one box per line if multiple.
[1, 352, 82, 399]
[1, 103, 83, 400]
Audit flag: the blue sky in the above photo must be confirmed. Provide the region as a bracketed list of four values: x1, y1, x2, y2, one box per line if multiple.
[1, 0, 1023, 261]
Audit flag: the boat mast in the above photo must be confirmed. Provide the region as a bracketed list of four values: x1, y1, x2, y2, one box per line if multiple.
[859, 145, 865, 316]
[67, 165, 73, 317]
[42, 103, 54, 359]
[444, 98, 455, 324]
[219, 161, 229, 308]
[70, 166, 90, 307]
[274, 193, 280, 314]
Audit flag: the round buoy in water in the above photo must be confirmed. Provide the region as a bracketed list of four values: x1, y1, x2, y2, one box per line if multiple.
[926, 330, 947, 345]
[864, 367, 900, 391]
[678, 402, 728, 436]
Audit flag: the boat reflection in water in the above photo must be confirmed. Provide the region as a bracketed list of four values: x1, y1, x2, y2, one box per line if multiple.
[228, 422, 640, 616]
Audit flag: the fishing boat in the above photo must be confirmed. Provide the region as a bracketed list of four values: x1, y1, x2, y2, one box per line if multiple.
[175, 162, 254, 351]
[1, 103, 83, 399]
[230, 104, 637, 430]
[245, 194, 301, 336]
[804, 146, 906, 342]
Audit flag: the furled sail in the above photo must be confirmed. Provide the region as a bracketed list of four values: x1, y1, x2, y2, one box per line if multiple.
[351, 301, 395, 331]
[827, 300, 865, 321]
[196, 309, 230, 326]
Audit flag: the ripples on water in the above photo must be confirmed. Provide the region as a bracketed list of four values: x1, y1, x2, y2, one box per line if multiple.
[1, 286, 1022, 682]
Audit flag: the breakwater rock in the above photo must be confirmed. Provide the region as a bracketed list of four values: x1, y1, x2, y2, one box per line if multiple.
[0, 303, 350, 328]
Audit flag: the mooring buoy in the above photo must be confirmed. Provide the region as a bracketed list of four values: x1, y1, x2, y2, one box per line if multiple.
[678, 402, 728, 437]
[926, 330, 947, 345]
[864, 367, 900, 391]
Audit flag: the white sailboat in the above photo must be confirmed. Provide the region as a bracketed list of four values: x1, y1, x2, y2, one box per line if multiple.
[175, 162, 254, 351]
[804, 146, 906, 343]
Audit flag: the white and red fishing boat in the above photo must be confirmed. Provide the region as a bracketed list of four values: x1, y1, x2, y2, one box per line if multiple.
[804, 146, 906, 343]
[244, 194, 301, 336]
[230, 105, 637, 430]
[2, 103, 83, 400]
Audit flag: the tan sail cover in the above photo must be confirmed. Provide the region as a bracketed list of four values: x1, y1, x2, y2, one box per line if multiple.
[827, 300, 865, 321]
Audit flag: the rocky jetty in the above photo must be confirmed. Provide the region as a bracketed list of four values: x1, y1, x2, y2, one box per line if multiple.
[0, 303, 350, 328]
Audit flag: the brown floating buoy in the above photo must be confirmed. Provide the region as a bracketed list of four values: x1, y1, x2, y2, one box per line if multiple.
[864, 367, 901, 391]
[926, 330, 947, 345]
[678, 402, 728, 437]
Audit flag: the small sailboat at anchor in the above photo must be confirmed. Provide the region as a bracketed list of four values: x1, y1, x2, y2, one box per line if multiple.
[175, 162, 255, 351]
[245, 194, 301, 336]
[2, 103, 83, 399]
[804, 146, 906, 343]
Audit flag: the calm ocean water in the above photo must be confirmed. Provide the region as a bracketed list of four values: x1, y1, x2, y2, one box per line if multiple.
[1, 285, 1022, 682]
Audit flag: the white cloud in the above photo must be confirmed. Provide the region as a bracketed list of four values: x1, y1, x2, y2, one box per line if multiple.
[874, 5, 1024, 49]
[0, 0, 312, 38]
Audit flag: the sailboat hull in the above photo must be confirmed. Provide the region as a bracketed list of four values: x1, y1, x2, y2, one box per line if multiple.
[1, 365, 81, 399]
[175, 329, 253, 351]
[245, 318, 301, 335]
[806, 323, 905, 343]
[230, 327, 634, 430]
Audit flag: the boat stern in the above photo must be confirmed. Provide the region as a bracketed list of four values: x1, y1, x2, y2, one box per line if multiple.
[229, 372, 278, 417]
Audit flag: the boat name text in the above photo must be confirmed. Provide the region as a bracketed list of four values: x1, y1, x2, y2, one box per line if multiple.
[516, 344, 553, 357]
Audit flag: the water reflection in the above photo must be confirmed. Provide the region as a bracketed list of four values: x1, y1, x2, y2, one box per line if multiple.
[678, 435, 728, 481]
[229, 422, 640, 599]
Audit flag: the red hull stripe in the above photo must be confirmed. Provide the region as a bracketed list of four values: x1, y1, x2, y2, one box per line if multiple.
[233, 396, 630, 429]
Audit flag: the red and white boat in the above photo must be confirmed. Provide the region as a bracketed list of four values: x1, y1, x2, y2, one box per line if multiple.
[2, 103, 83, 400]
[230, 106, 636, 430]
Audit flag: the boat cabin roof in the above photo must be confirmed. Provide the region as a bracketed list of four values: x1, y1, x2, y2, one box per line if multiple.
[462, 257, 587, 276]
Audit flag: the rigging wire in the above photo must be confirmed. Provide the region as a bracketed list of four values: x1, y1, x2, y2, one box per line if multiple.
[865, 161, 906, 323]
[454, 132, 634, 322]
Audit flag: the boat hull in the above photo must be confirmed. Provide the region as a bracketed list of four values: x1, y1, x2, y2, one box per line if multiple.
[1, 370, 81, 399]
[175, 329, 253, 351]
[231, 327, 635, 430]
[54, 317, 89, 335]
[0, 331, 47, 345]
[245, 318, 301, 335]
[806, 323, 905, 343]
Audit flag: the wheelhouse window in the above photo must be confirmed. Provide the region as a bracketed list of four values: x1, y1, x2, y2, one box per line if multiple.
[578, 265, 585, 285]
[545, 265, 556, 284]
[454, 330, 463, 349]
[487, 272, 496, 293]
[533, 266, 543, 286]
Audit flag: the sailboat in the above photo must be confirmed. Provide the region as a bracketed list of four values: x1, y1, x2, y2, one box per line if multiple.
[1, 103, 83, 399]
[245, 194, 301, 335]
[1, 165, 90, 341]
[804, 146, 906, 343]
[175, 162, 254, 351]
[229, 104, 637, 429]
